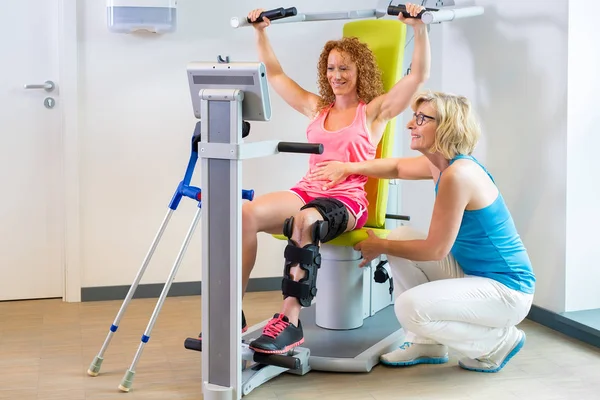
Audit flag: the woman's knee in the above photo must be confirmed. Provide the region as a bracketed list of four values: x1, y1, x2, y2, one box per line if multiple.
[243, 192, 306, 236]
[394, 288, 430, 333]
[242, 202, 266, 235]
[242, 201, 254, 226]
[293, 201, 355, 243]
[291, 208, 323, 244]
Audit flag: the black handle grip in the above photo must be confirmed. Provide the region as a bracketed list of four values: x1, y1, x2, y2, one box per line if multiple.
[253, 352, 301, 370]
[184, 337, 202, 352]
[247, 7, 297, 23]
[282, 7, 297, 18]
[387, 4, 438, 18]
[278, 142, 324, 154]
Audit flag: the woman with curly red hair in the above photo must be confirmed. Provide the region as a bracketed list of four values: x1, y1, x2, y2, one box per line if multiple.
[239, 3, 431, 354]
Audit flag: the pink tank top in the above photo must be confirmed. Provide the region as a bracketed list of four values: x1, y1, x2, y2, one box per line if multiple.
[293, 101, 377, 209]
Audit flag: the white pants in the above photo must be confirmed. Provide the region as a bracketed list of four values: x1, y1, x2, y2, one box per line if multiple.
[386, 226, 534, 359]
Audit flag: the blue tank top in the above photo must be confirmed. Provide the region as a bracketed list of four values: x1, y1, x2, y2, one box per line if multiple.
[435, 155, 535, 294]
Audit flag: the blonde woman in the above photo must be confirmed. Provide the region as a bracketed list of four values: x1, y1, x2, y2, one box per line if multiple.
[310, 91, 536, 373]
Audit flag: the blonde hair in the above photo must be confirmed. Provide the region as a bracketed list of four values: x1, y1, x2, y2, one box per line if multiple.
[412, 91, 481, 159]
[316, 37, 384, 113]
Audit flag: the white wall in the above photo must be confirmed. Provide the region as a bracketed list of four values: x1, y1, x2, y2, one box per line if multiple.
[402, 0, 569, 312]
[448, 0, 569, 313]
[397, 20, 444, 234]
[388, 18, 445, 230]
[78, 0, 384, 288]
[565, 0, 600, 312]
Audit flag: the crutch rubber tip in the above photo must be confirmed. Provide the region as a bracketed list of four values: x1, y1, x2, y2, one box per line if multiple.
[118, 369, 135, 392]
[87, 356, 104, 376]
[118, 384, 130, 393]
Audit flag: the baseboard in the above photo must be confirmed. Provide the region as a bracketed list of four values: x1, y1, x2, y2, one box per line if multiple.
[527, 305, 600, 349]
[80, 277, 281, 302]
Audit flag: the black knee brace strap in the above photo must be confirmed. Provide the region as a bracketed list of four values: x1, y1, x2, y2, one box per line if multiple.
[281, 242, 321, 307]
[300, 197, 349, 243]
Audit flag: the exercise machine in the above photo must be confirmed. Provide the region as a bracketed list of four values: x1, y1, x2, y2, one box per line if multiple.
[185, 60, 325, 400]
[230, 1, 484, 28]
[185, 38, 403, 390]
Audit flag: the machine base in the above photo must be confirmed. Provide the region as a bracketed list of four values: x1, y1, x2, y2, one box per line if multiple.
[242, 304, 404, 375]
[303, 304, 403, 372]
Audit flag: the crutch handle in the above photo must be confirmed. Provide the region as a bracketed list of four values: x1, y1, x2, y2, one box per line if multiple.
[242, 189, 254, 201]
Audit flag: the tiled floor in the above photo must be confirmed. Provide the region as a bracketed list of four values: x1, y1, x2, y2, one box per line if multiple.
[1, 291, 600, 399]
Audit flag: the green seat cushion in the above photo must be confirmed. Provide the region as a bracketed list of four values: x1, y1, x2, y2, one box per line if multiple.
[272, 227, 390, 248]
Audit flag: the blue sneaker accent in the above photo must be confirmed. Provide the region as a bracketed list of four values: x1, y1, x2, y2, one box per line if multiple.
[381, 355, 449, 367]
[459, 331, 526, 373]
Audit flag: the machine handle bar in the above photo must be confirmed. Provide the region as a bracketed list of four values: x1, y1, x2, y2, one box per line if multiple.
[232, 3, 483, 28]
[277, 142, 323, 155]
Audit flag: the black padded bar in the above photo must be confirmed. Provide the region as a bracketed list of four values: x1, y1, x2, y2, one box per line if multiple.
[278, 142, 324, 154]
[386, 213, 411, 221]
[184, 337, 202, 351]
[183, 337, 301, 370]
[253, 352, 301, 370]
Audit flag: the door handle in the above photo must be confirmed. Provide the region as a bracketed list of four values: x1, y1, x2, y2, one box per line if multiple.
[24, 80, 55, 92]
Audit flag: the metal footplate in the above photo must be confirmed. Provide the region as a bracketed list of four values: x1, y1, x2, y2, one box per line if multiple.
[240, 343, 311, 396]
[184, 335, 310, 397]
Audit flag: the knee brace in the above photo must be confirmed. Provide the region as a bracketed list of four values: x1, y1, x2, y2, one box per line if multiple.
[299, 197, 349, 243]
[280, 216, 325, 307]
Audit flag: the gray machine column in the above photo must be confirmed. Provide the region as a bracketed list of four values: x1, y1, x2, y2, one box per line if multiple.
[200, 90, 244, 399]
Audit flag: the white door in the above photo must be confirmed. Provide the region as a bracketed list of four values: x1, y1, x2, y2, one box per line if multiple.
[0, 0, 63, 301]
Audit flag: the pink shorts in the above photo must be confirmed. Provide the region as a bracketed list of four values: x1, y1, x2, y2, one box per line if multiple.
[289, 188, 368, 230]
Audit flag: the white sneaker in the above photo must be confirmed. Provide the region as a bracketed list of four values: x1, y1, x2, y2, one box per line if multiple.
[459, 328, 526, 373]
[380, 341, 449, 366]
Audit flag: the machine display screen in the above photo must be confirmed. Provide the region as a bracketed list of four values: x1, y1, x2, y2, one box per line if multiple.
[192, 75, 254, 86]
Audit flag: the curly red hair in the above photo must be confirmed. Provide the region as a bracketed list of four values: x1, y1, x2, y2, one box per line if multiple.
[316, 36, 384, 112]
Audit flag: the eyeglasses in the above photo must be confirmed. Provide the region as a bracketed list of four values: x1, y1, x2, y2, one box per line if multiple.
[413, 112, 436, 126]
